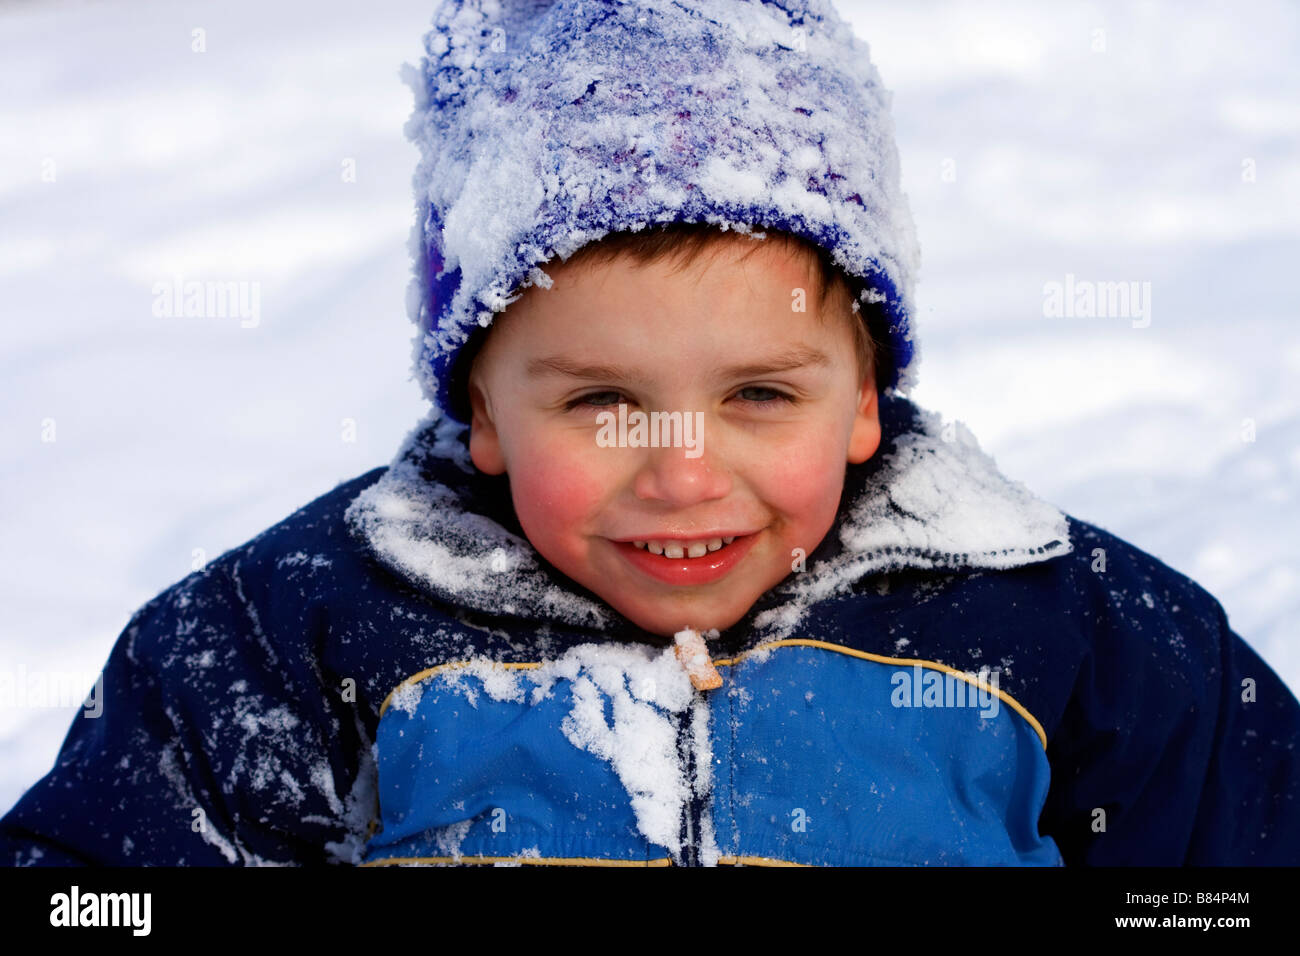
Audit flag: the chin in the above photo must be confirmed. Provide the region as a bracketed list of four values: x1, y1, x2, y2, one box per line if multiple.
[615, 597, 749, 640]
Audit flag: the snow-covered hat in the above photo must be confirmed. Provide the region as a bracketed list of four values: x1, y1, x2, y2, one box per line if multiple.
[402, 0, 921, 424]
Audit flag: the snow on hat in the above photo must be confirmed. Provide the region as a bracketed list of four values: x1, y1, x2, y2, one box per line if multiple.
[401, 0, 921, 424]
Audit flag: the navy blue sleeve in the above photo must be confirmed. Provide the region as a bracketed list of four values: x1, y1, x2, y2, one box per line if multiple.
[1182, 601, 1300, 863]
[0, 558, 372, 866]
[1041, 546, 1300, 865]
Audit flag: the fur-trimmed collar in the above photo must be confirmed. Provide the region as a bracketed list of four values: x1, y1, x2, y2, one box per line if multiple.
[344, 394, 1073, 641]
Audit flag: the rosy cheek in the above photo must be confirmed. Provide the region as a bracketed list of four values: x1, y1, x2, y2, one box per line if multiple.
[755, 432, 846, 534]
[507, 431, 611, 556]
[768, 448, 833, 495]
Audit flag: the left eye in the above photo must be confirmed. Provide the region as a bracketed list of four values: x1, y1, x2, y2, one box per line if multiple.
[566, 391, 625, 410]
[733, 386, 794, 405]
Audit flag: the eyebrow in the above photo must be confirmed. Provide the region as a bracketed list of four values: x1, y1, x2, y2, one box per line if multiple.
[525, 345, 832, 383]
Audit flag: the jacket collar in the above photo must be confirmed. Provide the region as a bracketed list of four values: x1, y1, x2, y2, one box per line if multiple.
[344, 393, 1073, 641]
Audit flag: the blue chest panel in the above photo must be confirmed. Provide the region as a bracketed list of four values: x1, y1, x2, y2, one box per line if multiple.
[361, 641, 1063, 867]
[364, 662, 670, 865]
[709, 642, 1061, 865]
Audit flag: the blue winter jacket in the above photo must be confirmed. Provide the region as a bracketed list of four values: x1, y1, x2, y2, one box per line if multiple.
[2, 394, 1297, 866]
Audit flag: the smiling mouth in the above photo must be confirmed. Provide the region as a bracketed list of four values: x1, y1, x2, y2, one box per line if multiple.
[612, 531, 758, 586]
[629, 536, 740, 559]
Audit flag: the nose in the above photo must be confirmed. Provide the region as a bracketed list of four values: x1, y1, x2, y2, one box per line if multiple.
[631, 435, 732, 508]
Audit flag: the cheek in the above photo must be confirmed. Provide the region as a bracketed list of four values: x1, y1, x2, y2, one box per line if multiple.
[504, 429, 611, 553]
[753, 428, 848, 531]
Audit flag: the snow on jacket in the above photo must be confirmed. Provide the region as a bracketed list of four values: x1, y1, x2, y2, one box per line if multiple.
[3, 393, 1297, 865]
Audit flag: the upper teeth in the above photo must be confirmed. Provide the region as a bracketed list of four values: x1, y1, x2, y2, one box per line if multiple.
[633, 536, 736, 557]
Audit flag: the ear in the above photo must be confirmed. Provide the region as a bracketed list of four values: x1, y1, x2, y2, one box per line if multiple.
[846, 379, 881, 465]
[467, 377, 508, 475]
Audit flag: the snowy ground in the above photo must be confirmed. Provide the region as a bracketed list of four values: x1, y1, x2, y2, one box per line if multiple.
[2, 0, 1296, 816]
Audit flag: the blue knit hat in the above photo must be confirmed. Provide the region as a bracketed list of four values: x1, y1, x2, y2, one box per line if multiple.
[401, 0, 921, 424]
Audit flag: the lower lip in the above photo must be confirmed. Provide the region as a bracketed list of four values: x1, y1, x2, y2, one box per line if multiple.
[612, 534, 758, 586]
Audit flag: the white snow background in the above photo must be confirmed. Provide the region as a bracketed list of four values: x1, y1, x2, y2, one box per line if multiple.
[2, 0, 1296, 816]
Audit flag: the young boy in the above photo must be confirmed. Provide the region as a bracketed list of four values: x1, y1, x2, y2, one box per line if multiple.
[4, 0, 1298, 866]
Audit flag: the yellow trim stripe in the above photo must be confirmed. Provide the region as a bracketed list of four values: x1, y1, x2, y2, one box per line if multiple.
[379, 660, 542, 717]
[377, 639, 1048, 749]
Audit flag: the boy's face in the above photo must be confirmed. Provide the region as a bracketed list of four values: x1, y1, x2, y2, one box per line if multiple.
[467, 236, 881, 639]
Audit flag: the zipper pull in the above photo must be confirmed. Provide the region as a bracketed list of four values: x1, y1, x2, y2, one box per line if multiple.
[673, 627, 722, 691]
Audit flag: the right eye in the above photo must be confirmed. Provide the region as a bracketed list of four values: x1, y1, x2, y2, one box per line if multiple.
[564, 391, 627, 410]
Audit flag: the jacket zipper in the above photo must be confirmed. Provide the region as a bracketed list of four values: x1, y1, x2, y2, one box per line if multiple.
[670, 630, 723, 867]
[676, 699, 701, 866]
[676, 686, 717, 868]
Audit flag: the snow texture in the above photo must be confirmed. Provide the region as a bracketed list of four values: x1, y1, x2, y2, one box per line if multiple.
[402, 0, 922, 420]
[321, 730, 381, 865]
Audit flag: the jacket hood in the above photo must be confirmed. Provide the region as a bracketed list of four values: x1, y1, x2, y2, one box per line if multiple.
[344, 393, 1073, 642]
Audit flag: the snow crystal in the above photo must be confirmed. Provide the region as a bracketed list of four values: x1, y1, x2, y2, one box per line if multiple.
[276, 551, 333, 571]
[324, 731, 380, 866]
[432, 819, 473, 863]
[427, 657, 527, 708]
[278, 769, 305, 805]
[480, 665, 526, 702]
[492, 846, 541, 867]
[387, 680, 425, 718]
[697, 804, 721, 868]
[185, 648, 215, 669]
[308, 760, 344, 818]
[689, 698, 721, 866]
[158, 741, 249, 865]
